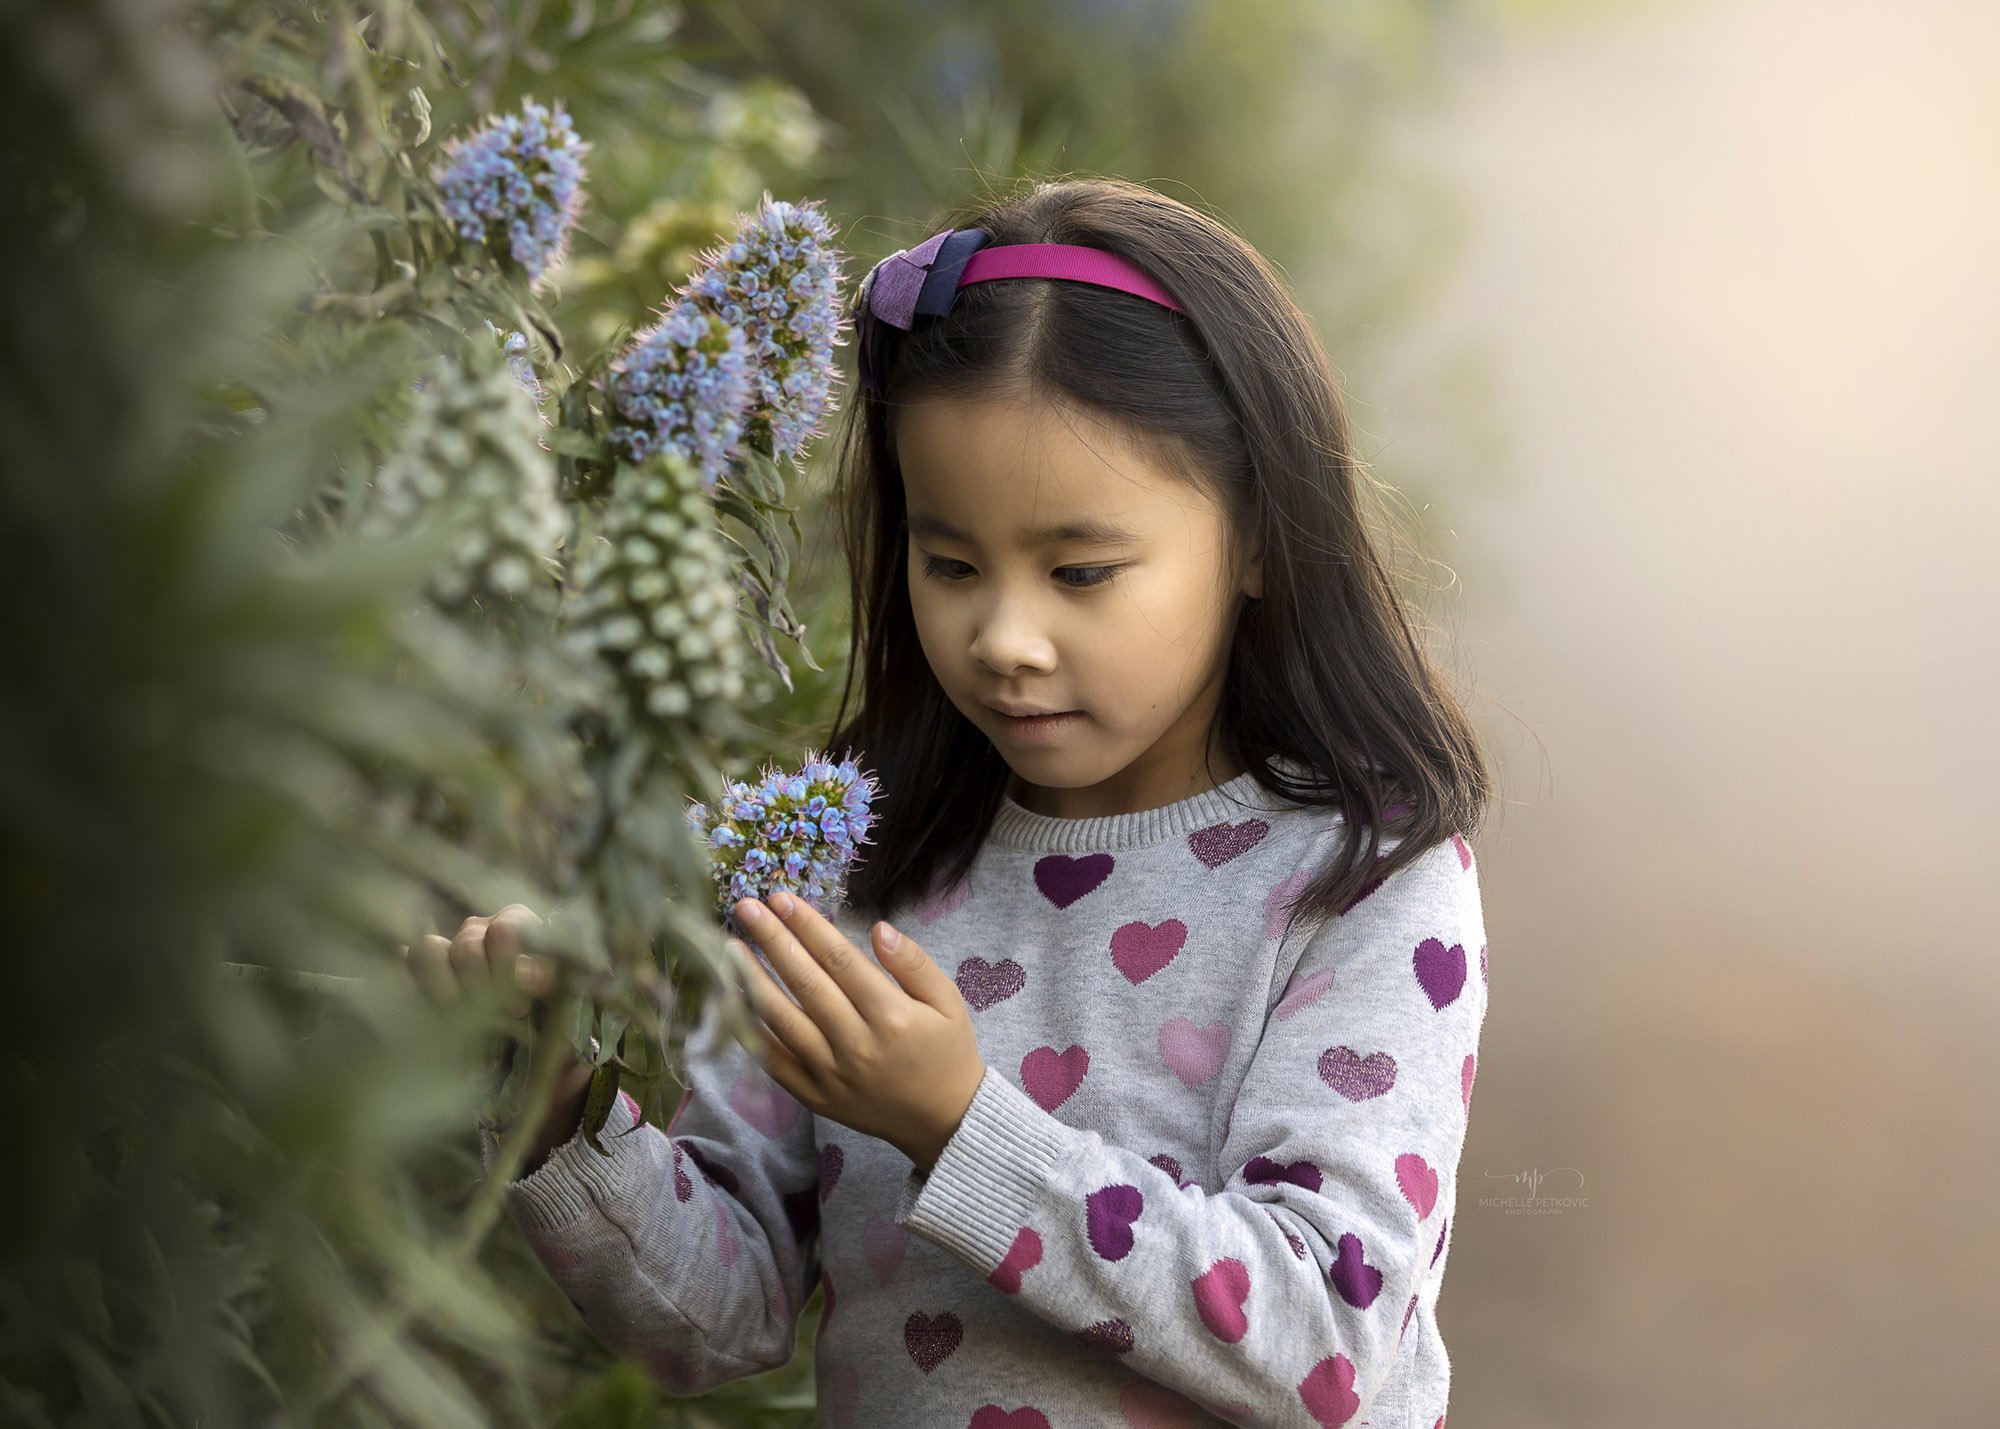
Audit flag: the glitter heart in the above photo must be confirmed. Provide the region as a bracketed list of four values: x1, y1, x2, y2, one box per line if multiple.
[956, 956, 1026, 1010]
[903, 1309, 962, 1373]
[1188, 817, 1269, 869]
[1317, 1045, 1397, 1100]
[818, 1141, 844, 1204]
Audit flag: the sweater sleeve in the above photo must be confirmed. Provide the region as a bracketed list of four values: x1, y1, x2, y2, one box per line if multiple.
[891, 832, 1487, 1428]
[477, 995, 824, 1394]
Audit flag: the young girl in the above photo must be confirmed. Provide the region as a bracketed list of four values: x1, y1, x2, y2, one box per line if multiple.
[476, 176, 1491, 1428]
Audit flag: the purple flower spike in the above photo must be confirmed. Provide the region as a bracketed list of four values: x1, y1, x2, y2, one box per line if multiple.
[686, 749, 880, 942]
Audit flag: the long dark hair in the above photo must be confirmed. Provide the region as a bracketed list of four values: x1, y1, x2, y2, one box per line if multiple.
[823, 175, 1490, 949]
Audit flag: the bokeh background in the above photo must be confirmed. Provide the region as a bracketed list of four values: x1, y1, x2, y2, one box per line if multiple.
[6, 0, 1994, 1423]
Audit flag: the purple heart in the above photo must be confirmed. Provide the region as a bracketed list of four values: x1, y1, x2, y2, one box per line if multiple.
[1033, 852, 1114, 908]
[671, 1142, 693, 1202]
[956, 956, 1026, 1010]
[1318, 1045, 1398, 1100]
[1413, 937, 1467, 1010]
[1086, 1182, 1145, 1261]
[1188, 817, 1269, 869]
[1148, 1152, 1185, 1185]
[1329, 1231, 1382, 1309]
[1242, 1155, 1324, 1193]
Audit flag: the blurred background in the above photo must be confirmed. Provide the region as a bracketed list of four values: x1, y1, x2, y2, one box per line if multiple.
[5, 0, 1993, 1423]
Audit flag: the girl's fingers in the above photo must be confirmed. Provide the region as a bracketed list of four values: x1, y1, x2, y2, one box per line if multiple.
[484, 906, 546, 1019]
[730, 937, 833, 1072]
[447, 916, 492, 995]
[406, 933, 459, 1008]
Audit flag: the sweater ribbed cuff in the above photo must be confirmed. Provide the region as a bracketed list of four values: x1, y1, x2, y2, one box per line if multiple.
[894, 1064, 1081, 1271]
[478, 1079, 640, 1237]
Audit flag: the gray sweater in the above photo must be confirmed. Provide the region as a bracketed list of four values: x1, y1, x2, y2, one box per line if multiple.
[482, 760, 1489, 1427]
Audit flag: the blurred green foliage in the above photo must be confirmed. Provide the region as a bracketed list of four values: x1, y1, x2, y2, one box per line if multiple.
[0, 0, 1490, 1424]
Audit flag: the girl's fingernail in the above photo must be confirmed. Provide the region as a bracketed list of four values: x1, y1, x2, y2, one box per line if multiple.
[769, 890, 795, 917]
[878, 922, 901, 951]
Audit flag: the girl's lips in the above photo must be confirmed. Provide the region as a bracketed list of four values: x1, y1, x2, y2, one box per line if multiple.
[994, 709, 1084, 743]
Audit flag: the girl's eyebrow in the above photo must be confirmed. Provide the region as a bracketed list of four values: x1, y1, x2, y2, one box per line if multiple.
[906, 512, 1141, 547]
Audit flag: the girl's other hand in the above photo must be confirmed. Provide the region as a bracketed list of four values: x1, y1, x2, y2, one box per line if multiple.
[402, 903, 558, 1024]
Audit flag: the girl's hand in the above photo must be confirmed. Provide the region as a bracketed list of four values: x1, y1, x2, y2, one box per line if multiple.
[729, 893, 986, 1174]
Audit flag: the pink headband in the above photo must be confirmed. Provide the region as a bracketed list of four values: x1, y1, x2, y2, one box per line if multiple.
[854, 227, 1188, 391]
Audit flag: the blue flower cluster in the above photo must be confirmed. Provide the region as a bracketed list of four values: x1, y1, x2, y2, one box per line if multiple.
[435, 97, 590, 284]
[678, 193, 848, 463]
[602, 305, 753, 489]
[685, 750, 879, 941]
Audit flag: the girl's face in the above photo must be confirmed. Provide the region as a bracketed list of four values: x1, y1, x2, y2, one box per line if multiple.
[896, 393, 1262, 820]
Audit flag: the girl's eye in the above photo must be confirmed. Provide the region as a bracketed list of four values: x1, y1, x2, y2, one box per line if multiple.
[919, 556, 1123, 590]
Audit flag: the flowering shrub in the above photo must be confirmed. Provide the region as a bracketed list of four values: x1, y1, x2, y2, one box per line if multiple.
[600, 304, 754, 487]
[435, 97, 590, 283]
[679, 193, 848, 463]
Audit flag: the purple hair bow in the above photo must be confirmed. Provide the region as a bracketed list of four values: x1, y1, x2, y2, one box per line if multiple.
[865, 228, 954, 331]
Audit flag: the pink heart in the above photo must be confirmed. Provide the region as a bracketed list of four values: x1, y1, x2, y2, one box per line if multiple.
[1461, 1053, 1476, 1112]
[1451, 832, 1473, 870]
[671, 1142, 693, 1202]
[1480, 943, 1488, 986]
[1275, 965, 1336, 1019]
[1431, 1216, 1448, 1268]
[1297, 1353, 1360, 1427]
[619, 1088, 643, 1121]
[1086, 1183, 1145, 1261]
[1110, 919, 1186, 984]
[1329, 1232, 1380, 1308]
[862, 1213, 908, 1285]
[1190, 1257, 1252, 1342]
[904, 1309, 962, 1373]
[1396, 1152, 1439, 1219]
[1158, 1017, 1231, 1089]
[1413, 937, 1467, 1010]
[914, 874, 970, 924]
[957, 956, 1026, 1010]
[525, 1234, 582, 1275]
[1021, 1045, 1089, 1111]
[822, 1363, 860, 1429]
[1033, 852, 1114, 908]
[1401, 1293, 1419, 1341]
[1188, 817, 1269, 868]
[1119, 1377, 1204, 1426]
[728, 1074, 800, 1137]
[988, 1226, 1042, 1294]
[1263, 867, 1314, 942]
[969, 1409, 1050, 1429]
[1318, 1045, 1397, 1100]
